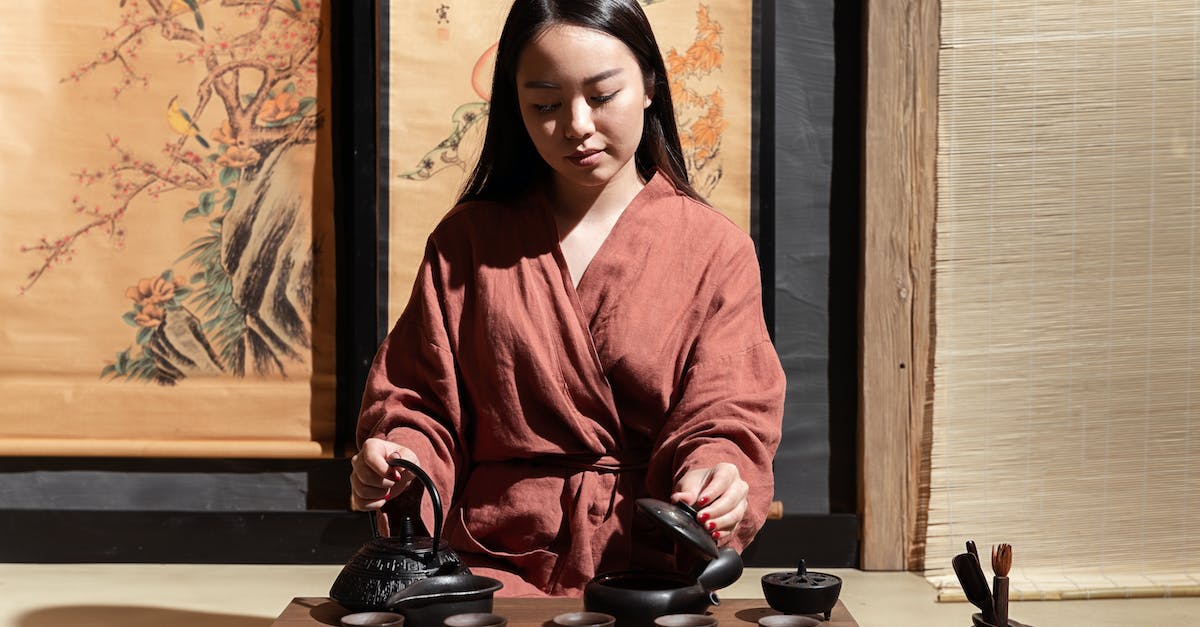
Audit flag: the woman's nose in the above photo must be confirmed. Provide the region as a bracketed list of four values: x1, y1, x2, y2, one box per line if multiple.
[564, 100, 595, 139]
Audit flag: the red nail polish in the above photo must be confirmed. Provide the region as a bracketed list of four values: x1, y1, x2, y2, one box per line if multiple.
[707, 521, 717, 531]
[712, 531, 721, 540]
[698, 513, 710, 523]
[697, 497, 710, 507]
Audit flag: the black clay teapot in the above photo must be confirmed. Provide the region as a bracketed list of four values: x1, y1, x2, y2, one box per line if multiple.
[330, 458, 469, 611]
[584, 498, 744, 627]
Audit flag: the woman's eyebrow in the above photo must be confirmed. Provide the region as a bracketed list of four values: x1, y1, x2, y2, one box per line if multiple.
[522, 67, 624, 89]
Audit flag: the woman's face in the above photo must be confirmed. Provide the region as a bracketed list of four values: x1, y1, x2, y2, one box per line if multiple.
[515, 24, 652, 196]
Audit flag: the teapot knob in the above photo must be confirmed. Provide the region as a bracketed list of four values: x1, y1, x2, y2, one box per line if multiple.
[387, 458, 445, 554]
[399, 516, 415, 543]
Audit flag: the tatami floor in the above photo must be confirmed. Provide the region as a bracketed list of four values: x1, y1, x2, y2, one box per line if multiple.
[0, 564, 1195, 627]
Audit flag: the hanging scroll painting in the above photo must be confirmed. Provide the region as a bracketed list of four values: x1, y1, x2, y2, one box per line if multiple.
[381, 0, 755, 322]
[0, 0, 335, 457]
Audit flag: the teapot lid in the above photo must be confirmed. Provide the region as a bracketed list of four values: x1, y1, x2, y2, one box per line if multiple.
[635, 498, 720, 560]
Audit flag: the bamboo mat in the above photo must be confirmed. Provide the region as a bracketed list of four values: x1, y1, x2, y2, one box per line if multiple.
[926, 0, 1200, 601]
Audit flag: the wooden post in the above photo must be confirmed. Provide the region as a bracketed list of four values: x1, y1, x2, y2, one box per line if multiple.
[859, 0, 939, 570]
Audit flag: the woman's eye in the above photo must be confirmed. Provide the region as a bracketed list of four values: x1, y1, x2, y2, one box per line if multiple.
[534, 103, 560, 113]
[591, 92, 618, 105]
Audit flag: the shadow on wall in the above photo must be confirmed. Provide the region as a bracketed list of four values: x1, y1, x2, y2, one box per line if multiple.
[16, 606, 273, 627]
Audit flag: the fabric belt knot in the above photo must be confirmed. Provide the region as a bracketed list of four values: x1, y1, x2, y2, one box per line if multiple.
[526, 453, 648, 522]
[526, 452, 648, 474]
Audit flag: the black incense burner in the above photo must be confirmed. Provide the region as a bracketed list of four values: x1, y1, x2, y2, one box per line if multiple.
[761, 559, 842, 621]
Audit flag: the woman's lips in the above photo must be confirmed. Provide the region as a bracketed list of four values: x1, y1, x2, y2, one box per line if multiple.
[566, 149, 603, 167]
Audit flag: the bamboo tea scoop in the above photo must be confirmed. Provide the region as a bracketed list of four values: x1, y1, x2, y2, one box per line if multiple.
[992, 544, 1012, 627]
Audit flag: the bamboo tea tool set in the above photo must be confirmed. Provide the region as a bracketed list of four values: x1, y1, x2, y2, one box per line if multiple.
[952, 541, 1026, 627]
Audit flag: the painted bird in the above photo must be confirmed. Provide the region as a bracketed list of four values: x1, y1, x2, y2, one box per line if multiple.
[166, 96, 210, 149]
[170, 0, 204, 30]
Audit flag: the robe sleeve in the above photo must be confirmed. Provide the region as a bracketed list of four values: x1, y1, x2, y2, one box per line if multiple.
[357, 237, 467, 529]
[649, 232, 785, 552]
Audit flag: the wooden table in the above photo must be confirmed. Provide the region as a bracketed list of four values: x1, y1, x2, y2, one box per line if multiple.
[272, 597, 859, 627]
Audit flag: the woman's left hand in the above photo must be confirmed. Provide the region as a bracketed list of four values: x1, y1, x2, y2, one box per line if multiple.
[670, 462, 748, 545]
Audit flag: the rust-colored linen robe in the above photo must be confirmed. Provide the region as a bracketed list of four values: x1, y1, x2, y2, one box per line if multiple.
[358, 173, 784, 597]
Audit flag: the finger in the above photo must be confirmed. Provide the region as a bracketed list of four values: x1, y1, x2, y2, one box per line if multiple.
[673, 462, 742, 509]
[701, 494, 748, 540]
[351, 471, 391, 502]
[377, 442, 424, 484]
[352, 458, 395, 491]
[700, 487, 744, 535]
[360, 438, 403, 479]
[670, 467, 715, 507]
[382, 452, 423, 495]
[697, 474, 748, 536]
[350, 473, 392, 511]
[351, 459, 421, 508]
[693, 462, 740, 506]
[353, 439, 422, 491]
[696, 476, 748, 524]
[349, 441, 412, 511]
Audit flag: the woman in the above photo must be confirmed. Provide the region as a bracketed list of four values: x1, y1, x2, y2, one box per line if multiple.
[351, 0, 784, 597]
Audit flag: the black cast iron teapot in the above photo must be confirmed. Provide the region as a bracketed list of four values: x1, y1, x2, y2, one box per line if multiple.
[331, 458, 469, 611]
[584, 498, 744, 627]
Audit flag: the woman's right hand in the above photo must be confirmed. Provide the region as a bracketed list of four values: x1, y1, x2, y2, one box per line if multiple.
[350, 437, 421, 511]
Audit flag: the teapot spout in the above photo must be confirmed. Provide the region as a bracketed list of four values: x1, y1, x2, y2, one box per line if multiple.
[385, 573, 502, 610]
[696, 548, 743, 592]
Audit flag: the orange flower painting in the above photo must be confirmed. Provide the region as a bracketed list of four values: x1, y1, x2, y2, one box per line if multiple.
[133, 303, 166, 329]
[664, 3, 727, 195]
[217, 144, 263, 169]
[212, 121, 239, 147]
[685, 32, 722, 73]
[258, 91, 302, 124]
[126, 275, 184, 307]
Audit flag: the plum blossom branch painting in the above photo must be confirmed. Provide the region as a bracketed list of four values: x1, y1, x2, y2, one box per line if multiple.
[0, 0, 333, 456]
[17, 0, 323, 386]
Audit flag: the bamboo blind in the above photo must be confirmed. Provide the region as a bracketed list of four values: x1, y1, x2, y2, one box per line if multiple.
[926, 0, 1200, 600]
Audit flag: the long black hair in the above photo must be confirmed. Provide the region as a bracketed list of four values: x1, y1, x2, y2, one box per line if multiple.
[457, 0, 704, 205]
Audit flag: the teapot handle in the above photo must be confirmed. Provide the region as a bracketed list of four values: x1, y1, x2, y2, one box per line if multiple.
[372, 457, 444, 553]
